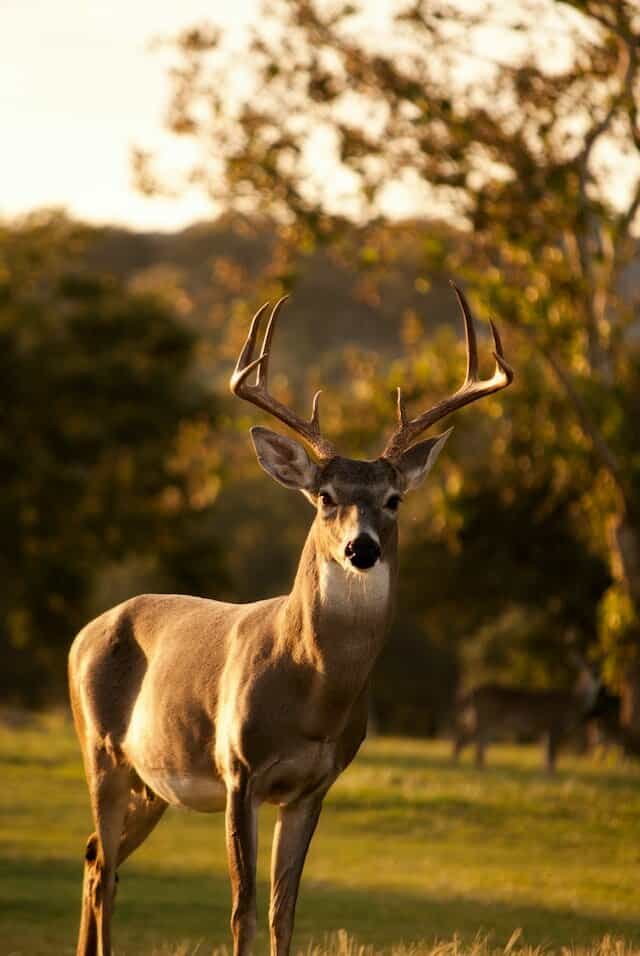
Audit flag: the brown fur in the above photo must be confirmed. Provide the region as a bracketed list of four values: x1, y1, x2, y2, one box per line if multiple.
[70, 291, 511, 956]
[69, 455, 410, 956]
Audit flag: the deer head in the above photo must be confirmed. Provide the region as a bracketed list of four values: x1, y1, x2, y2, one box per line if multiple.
[230, 285, 513, 574]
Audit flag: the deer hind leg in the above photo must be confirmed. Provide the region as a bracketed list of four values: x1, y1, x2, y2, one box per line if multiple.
[77, 782, 167, 956]
[77, 833, 99, 956]
[117, 787, 168, 866]
[77, 746, 130, 956]
[474, 730, 487, 769]
[452, 728, 471, 762]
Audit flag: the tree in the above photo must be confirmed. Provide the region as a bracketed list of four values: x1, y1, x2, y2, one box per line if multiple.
[0, 213, 224, 703]
[140, 0, 640, 736]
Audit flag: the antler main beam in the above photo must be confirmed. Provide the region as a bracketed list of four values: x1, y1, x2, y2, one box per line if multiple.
[230, 296, 337, 460]
[382, 283, 514, 460]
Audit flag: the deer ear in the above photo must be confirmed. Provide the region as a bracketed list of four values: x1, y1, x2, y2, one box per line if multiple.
[250, 427, 319, 491]
[396, 427, 453, 492]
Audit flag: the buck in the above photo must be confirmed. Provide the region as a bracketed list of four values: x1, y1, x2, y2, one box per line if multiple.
[452, 673, 601, 773]
[68, 285, 512, 956]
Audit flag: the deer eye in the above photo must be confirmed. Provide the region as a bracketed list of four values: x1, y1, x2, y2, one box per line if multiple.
[319, 492, 336, 508]
[385, 494, 402, 512]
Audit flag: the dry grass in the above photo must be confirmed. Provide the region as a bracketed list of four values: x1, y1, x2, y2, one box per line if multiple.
[148, 932, 640, 956]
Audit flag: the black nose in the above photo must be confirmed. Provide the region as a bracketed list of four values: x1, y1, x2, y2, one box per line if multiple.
[345, 533, 381, 570]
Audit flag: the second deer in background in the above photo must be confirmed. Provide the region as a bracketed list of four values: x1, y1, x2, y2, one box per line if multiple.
[452, 668, 601, 773]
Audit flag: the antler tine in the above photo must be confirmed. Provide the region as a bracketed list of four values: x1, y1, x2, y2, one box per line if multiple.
[256, 295, 288, 387]
[451, 282, 479, 385]
[489, 319, 515, 381]
[310, 389, 322, 430]
[230, 301, 272, 393]
[229, 298, 337, 460]
[381, 282, 514, 461]
[396, 386, 408, 427]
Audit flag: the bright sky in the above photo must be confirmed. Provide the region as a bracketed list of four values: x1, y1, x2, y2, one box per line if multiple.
[1, 1, 256, 231]
[0, 0, 531, 232]
[2, 2, 637, 233]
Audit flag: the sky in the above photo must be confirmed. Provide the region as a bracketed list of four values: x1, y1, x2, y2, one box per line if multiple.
[0, 0, 538, 233]
[2, 2, 637, 234]
[1, 1, 256, 231]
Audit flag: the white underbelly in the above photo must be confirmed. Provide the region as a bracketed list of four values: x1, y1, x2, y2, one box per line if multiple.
[136, 766, 226, 812]
[125, 697, 225, 812]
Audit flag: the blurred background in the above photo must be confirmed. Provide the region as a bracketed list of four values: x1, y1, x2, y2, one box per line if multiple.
[2, 0, 640, 744]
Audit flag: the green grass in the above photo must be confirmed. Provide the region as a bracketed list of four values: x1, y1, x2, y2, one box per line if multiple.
[2, 713, 640, 955]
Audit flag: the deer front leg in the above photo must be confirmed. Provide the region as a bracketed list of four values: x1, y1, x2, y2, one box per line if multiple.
[269, 795, 323, 956]
[544, 730, 559, 774]
[226, 769, 259, 956]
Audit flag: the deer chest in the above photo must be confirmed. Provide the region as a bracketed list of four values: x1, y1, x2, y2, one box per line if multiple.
[255, 737, 338, 805]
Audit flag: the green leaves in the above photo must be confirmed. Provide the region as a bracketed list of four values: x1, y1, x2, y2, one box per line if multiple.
[0, 214, 224, 703]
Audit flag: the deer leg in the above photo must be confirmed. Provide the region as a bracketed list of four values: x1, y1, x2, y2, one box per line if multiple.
[452, 729, 469, 762]
[545, 731, 558, 774]
[475, 731, 487, 769]
[269, 794, 323, 956]
[77, 833, 100, 956]
[117, 789, 168, 866]
[77, 764, 130, 956]
[77, 785, 166, 956]
[226, 769, 259, 956]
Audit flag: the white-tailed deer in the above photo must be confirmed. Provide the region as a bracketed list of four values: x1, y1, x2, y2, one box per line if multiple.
[452, 672, 601, 772]
[68, 285, 513, 956]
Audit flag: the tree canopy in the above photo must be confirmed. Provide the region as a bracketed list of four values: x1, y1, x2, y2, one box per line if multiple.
[137, 0, 640, 734]
[0, 213, 224, 703]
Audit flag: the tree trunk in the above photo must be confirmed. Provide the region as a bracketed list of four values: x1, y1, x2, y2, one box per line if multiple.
[609, 513, 640, 606]
[608, 512, 640, 748]
[620, 659, 640, 750]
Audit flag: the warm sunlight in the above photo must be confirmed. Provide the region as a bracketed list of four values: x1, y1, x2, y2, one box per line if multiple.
[3, 3, 640, 953]
[1, 1, 256, 230]
[4, 1, 637, 230]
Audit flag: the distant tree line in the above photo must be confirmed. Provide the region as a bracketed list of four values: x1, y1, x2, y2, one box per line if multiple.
[0, 210, 613, 734]
[0, 214, 224, 703]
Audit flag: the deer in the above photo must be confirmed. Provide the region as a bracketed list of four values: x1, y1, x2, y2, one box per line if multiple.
[68, 284, 513, 956]
[451, 667, 601, 773]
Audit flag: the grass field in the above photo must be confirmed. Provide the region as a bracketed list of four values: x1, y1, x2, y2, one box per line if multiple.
[1, 713, 640, 955]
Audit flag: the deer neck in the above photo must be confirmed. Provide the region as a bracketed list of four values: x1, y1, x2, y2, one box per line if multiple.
[282, 521, 397, 678]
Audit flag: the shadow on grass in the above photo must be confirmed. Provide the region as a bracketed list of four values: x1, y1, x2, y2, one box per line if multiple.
[2, 855, 639, 955]
[1, 752, 66, 768]
[355, 744, 640, 793]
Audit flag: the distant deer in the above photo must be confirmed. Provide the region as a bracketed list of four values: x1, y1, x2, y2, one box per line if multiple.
[68, 285, 513, 956]
[452, 671, 600, 773]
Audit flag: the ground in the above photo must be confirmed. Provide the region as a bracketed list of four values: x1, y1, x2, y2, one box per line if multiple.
[1, 713, 639, 955]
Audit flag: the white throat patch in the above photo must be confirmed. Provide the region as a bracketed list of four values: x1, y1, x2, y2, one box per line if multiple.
[319, 558, 390, 619]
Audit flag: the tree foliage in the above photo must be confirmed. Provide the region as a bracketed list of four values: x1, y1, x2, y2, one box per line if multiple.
[139, 0, 640, 729]
[0, 213, 224, 703]
[0, 211, 615, 729]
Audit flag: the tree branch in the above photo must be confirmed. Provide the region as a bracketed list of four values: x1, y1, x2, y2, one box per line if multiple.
[572, 32, 634, 369]
[619, 178, 640, 237]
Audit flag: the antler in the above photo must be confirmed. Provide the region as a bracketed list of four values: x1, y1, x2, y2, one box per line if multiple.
[382, 282, 514, 460]
[230, 296, 337, 460]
